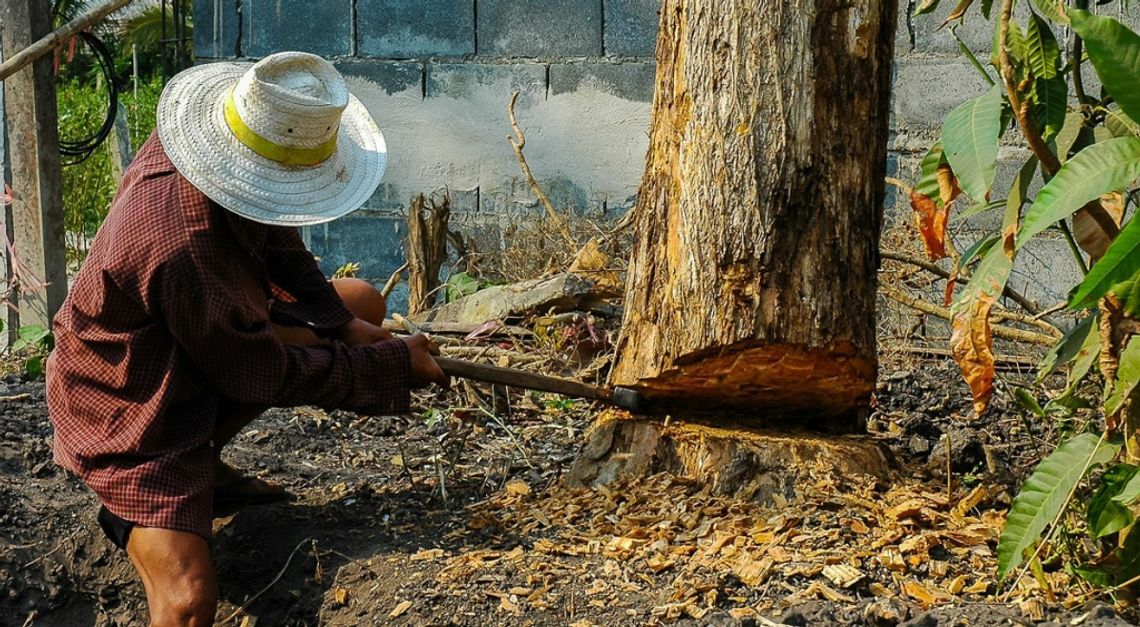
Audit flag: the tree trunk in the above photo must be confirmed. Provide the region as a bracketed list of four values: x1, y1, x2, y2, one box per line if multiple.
[612, 0, 897, 426]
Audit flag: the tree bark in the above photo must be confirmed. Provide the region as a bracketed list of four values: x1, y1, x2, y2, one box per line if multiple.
[405, 193, 450, 316]
[612, 0, 897, 425]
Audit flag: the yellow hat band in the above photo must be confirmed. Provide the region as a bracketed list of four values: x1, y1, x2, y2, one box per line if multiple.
[224, 90, 338, 167]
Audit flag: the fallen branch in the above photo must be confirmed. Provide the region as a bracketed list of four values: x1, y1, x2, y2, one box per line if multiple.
[381, 319, 533, 338]
[885, 345, 1039, 369]
[880, 285, 1057, 346]
[440, 344, 547, 366]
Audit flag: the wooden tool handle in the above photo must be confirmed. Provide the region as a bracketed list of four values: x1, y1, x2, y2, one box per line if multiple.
[434, 356, 613, 401]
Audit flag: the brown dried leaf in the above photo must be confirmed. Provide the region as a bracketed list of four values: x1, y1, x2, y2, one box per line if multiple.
[951, 289, 997, 415]
[334, 587, 349, 606]
[505, 480, 531, 496]
[936, 162, 963, 207]
[903, 580, 949, 608]
[910, 191, 950, 261]
[1072, 193, 1124, 261]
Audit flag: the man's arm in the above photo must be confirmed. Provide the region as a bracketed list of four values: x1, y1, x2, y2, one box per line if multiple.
[264, 226, 355, 336]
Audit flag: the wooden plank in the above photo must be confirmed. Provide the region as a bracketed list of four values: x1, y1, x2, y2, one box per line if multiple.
[2, 0, 69, 328]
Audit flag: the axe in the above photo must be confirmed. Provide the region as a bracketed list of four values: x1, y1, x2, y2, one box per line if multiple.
[392, 314, 644, 412]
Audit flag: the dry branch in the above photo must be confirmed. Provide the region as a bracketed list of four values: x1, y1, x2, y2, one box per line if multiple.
[880, 285, 1057, 346]
[507, 92, 574, 247]
[881, 250, 1044, 316]
[380, 262, 408, 298]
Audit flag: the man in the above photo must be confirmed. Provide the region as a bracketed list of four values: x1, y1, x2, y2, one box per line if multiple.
[46, 52, 445, 625]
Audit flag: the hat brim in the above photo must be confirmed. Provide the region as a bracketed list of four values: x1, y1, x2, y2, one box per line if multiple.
[156, 62, 387, 227]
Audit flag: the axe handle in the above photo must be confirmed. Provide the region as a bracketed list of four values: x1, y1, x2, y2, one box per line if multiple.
[434, 356, 614, 402]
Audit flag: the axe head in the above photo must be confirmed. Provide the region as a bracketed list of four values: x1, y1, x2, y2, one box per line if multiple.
[611, 387, 644, 413]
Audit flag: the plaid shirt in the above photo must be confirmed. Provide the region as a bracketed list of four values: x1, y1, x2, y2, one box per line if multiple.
[47, 134, 409, 539]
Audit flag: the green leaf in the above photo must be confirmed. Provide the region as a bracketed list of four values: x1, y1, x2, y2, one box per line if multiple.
[1106, 109, 1140, 139]
[942, 85, 1005, 202]
[1025, 13, 1061, 80]
[1066, 315, 1101, 391]
[1014, 387, 1047, 417]
[1018, 137, 1140, 247]
[443, 272, 483, 303]
[998, 433, 1120, 579]
[1069, 10, 1140, 124]
[1106, 336, 1140, 415]
[1070, 210, 1140, 309]
[916, 143, 947, 205]
[1088, 464, 1138, 538]
[1030, 0, 1068, 24]
[959, 234, 1000, 268]
[1056, 111, 1088, 163]
[980, 0, 993, 19]
[1112, 469, 1140, 506]
[954, 199, 1005, 223]
[953, 238, 1013, 311]
[1031, 76, 1068, 142]
[1037, 315, 1096, 382]
[1079, 526, 1140, 586]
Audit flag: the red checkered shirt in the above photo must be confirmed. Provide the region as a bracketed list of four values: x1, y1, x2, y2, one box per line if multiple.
[47, 134, 410, 539]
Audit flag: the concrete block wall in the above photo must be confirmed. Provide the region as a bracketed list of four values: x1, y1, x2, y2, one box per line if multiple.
[195, 0, 657, 311]
[195, 1, 1139, 309]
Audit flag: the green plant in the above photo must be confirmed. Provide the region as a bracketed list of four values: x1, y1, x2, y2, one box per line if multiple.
[8, 324, 54, 377]
[57, 74, 163, 263]
[910, 0, 1140, 593]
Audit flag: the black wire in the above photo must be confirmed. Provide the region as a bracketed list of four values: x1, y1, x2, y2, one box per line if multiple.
[59, 31, 118, 167]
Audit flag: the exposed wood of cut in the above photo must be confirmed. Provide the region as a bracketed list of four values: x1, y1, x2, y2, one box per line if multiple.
[612, 0, 897, 423]
[568, 413, 889, 497]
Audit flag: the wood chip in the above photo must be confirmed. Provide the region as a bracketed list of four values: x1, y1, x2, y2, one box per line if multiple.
[808, 581, 855, 603]
[505, 480, 530, 496]
[411, 548, 444, 561]
[389, 600, 412, 618]
[732, 556, 774, 587]
[822, 564, 865, 588]
[902, 580, 949, 608]
[333, 587, 348, 605]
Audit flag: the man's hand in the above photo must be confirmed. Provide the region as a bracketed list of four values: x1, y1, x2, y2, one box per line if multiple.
[339, 317, 393, 346]
[401, 333, 447, 388]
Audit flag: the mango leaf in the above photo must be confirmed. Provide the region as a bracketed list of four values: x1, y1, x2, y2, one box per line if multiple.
[1070, 206, 1140, 308]
[1037, 315, 1096, 382]
[1065, 314, 1101, 391]
[443, 272, 482, 303]
[1070, 10, 1140, 124]
[950, 244, 1012, 414]
[1072, 192, 1125, 262]
[937, 161, 963, 206]
[1025, 13, 1061, 80]
[1105, 335, 1140, 416]
[1088, 464, 1138, 538]
[1030, 0, 1068, 24]
[915, 0, 943, 16]
[916, 143, 947, 204]
[1056, 111, 1089, 163]
[1031, 76, 1068, 142]
[1106, 109, 1140, 139]
[959, 234, 1000, 267]
[980, 0, 993, 19]
[939, 0, 975, 27]
[1013, 387, 1046, 417]
[997, 432, 1120, 579]
[911, 191, 951, 261]
[1112, 468, 1140, 506]
[1076, 526, 1140, 587]
[1003, 157, 1039, 256]
[1018, 137, 1140, 247]
[943, 85, 1005, 202]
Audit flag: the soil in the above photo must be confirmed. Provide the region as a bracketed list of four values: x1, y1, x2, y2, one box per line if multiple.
[0, 358, 1133, 627]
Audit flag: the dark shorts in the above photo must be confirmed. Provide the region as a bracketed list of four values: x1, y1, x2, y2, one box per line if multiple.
[97, 505, 135, 551]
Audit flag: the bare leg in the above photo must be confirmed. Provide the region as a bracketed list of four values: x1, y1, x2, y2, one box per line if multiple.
[126, 527, 216, 626]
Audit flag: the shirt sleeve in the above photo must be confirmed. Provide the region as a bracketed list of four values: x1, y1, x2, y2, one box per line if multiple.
[264, 226, 355, 334]
[154, 248, 411, 415]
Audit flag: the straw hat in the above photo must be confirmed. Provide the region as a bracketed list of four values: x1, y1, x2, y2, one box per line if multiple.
[156, 52, 387, 226]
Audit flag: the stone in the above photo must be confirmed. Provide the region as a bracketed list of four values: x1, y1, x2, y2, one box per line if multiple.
[549, 62, 655, 102]
[603, 0, 659, 57]
[243, 0, 350, 57]
[477, 0, 603, 57]
[357, 0, 475, 58]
